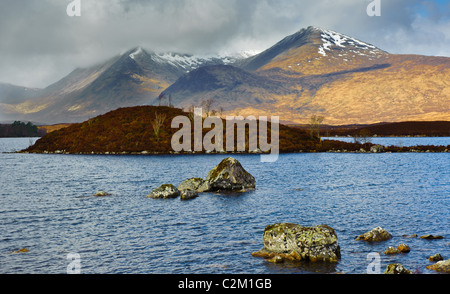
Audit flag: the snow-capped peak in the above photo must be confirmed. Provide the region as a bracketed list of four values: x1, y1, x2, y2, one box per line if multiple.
[129, 47, 143, 60]
[316, 28, 383, 58]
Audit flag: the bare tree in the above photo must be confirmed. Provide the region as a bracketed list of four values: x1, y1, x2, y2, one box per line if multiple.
[168, 94, 174, 108]
[152, 112, 167, 141]
[158, 93, 165, 106]
[309, 115, 325, 140]
[201, 98, 215, 117]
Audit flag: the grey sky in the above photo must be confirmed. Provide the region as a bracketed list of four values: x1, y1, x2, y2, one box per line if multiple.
[0, 0, 449, 88]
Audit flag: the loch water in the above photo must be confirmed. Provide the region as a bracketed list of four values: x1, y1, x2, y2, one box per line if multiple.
[0, 138, 449, 274]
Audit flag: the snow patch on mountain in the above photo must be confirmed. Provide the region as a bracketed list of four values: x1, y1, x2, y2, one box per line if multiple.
[316, 28, 383, 58]
[129, 47, 143, 60]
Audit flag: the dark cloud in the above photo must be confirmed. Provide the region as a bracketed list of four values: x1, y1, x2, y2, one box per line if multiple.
[0, 0, 448, 88]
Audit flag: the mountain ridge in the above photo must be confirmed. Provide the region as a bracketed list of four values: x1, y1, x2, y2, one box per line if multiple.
[1, 26, 449, 125]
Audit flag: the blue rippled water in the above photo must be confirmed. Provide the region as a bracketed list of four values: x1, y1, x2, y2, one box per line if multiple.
[0, 138, 449, 274]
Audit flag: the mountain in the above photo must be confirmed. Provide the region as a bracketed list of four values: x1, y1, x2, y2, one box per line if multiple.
[163, 26, 450, 124]
[2, 26, 450, 125]
[0, 48, 247, 124]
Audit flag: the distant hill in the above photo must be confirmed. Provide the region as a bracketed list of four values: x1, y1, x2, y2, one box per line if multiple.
[23, 106, 322, 154]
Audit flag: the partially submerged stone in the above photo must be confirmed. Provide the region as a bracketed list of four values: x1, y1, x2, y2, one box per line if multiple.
[94, 191, 111, 197]
[420, 234, 444, 240]
[180, 189, 199, 201]
[426, 259, 450, 273]
[428, 253, 444, 262]
[397, 243, 410, 253]
[252, 223, 341, 263]
[10, 248, 29, 254]
[146, 184, 180, 199]
[384, 263, 412, 274]
[177, 178, 204, 192]
[355, 226, 392, 242]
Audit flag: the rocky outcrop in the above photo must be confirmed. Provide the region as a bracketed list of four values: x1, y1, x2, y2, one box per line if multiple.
[252, 223, 341, 263]
[198, 157, 256, 192]
[426, 259, 450, 273]
[355, 226, 392, 242]
[146, 184, 180, 199]
[384, 263, 412, 274]
[176, 157, 256, 194]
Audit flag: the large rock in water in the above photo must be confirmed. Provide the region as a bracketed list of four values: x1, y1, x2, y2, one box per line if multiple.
[198, 157, 256, 192]
[252, 223, 341, 263]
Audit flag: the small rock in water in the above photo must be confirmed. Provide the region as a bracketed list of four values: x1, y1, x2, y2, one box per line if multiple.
[420, 234, 444, 240]
[94, 191, 111, 197]
[428, 253, 444, 262]
[10, 248, 29, 254]
[384, 263, 412, 274]
[384, 247, 400, 255]
[355, 226, 392, 242]
[397, 243, 410, 253]
[147, 184, 180, 199]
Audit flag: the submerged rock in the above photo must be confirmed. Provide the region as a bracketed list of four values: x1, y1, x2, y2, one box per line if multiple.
[10, 248, 29, 254]
[355, 226, 392, 242]
[420, 234, 444, 240]
[199, 157, 255, 192]
[252, 223, 341, 263]
[384, 263, 412, 274]
[426, 259, 450, 273]
[147, 184, 180, 199]
[94, 191, 111, 197]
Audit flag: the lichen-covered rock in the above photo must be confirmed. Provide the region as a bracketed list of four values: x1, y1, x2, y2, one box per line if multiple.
[428, 253, 444, 262]
[355, 226, 392, 242]
[426, 259, 450, 273]
[146, 184, 180, 199]
[384, 246, 400, 255]
[384, 263, 412, 274]
[177, 178, 204, 192]
[397, 243, 410, 253]
[199, 157, 255, 192]
[252, 223, 341, 263]
[180, 189, 199, 200]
